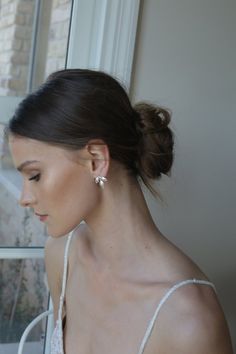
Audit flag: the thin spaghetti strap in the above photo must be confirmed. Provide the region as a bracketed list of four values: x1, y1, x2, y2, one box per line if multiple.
[57, 228, 76, 322]
[137, 279, 216, 354]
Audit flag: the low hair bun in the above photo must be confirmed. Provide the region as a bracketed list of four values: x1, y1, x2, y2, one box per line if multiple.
[133, 102, 174, 185]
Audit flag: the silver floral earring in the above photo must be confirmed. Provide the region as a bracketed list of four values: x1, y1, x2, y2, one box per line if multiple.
[94, 176, 107, 189]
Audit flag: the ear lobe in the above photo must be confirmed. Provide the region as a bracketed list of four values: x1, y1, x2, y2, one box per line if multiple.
[86, 139, 110, 177]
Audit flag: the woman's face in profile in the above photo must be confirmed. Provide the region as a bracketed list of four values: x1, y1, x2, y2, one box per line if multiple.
[8, 136, 94, 237]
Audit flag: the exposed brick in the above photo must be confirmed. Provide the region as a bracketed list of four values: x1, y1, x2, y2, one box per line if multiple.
[12, 51, 30, 65]
[1, 2, 17, 16]
[22, 39, 31, 52]
[59, 0, 71, 4]
[17, 1, 35, 14]
[52, 0, 60, 9]
[15, 13, 26, 26]
[19, 66, 29, 77]
[51, 4, 71, 23]
[15, 25, 32, 40]
[0, 5, 11, 16]
[10, 65, 21, 77]
[12, 38, 23, 51]
[0, 51, 14, 63]
[24, 13, 34, 26]
[9, 77, 27, 90]
[0, 0, 72, 96]
[8, 2, 17, 14]
[0, 77, 11, 88]
[2, 40, 12, 51]
[0, 64, 11, 75]
[1, 0, 13, 5]
[2, 26, 15, 39]
[0, 14, 15, 27]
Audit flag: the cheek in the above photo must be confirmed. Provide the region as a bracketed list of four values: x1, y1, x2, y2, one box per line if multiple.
[46, 172, 100, 237]
[43, 174, 81, 236]
[45, 167, 96, 214]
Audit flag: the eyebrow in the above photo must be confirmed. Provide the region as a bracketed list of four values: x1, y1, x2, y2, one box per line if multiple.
[17, 160, 40, 172]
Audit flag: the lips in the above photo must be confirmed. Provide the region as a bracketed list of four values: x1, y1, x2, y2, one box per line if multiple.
[35, 213, 48, 222]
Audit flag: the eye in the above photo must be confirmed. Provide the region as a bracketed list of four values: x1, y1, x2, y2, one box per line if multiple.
[29, 173, 40, 182]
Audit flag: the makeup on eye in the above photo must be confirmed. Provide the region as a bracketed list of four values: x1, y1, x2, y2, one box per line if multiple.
[29, 173, 41, 181]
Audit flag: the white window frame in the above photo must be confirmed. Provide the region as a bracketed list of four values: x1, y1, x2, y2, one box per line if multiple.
[0, 248, 44, 259]
[67, 0, 140, 91]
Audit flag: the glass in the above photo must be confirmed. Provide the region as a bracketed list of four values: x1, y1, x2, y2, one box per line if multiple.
[0, 0, 73, 96]
[0, 112, 48, 248]
[0, 174, 47, 247]
[31, 0, 73, 90]
[0, 258, 49, 353]
[0, 0, 73, 246]
[0, 0, 37, 96]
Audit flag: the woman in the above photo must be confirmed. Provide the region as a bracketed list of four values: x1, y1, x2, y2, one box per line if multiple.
[7, 69, 233, 354]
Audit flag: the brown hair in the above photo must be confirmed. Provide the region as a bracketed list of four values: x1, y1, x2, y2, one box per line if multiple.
[6, 69, 174, 197]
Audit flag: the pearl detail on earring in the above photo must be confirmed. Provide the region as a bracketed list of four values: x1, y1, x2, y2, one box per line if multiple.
[94, 176, 107, 188]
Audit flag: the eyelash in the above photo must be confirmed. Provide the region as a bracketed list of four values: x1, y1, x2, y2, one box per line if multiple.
[29, 173, 40, 182]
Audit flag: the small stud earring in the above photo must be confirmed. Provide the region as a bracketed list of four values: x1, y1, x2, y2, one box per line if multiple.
[94, 176, 107, 188]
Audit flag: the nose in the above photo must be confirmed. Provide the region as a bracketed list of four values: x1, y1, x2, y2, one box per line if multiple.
[19, 186, 36, 208]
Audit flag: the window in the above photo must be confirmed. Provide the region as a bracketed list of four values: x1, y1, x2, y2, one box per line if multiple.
[0, 0, 73, 96]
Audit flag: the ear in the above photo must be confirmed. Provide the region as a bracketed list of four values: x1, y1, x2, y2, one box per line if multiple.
[86, 139, 110, 177]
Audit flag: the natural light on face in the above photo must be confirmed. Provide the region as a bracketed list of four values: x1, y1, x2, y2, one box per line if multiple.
[8, 135, 95, 238]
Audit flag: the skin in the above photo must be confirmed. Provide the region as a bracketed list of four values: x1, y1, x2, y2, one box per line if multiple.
[9, 135, 233, 354]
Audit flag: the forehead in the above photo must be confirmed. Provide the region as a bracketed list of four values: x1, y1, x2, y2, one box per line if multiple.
[9, 135, 48, 150]
[8, 135, 73, 166]
[9, 136, 56, 155]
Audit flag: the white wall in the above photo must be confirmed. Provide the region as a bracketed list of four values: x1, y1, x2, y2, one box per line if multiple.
[131, 0, 236, 347]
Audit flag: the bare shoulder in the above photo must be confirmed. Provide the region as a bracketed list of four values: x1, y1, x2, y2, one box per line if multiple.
[150, 281, 233, 354]
[44, 235, 68, 320]
[44, 225, 85, 320]
[44, 235, 68, 287]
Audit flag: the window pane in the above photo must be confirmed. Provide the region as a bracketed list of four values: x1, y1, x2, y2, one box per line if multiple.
[0, 258, 49, 353]
[32, 0, 73, 90]
[0, 0, 73, 96]
[0, 172, 47, 247]
[0, 0, 37, 96]
[0, 121, 47, 247]
[0, 0, 73, 244]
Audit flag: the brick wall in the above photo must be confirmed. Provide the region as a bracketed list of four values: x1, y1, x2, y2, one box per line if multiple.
[0, 0, 72, 96]
[0, 0, 35, 96]
[45, 0, 72, 77]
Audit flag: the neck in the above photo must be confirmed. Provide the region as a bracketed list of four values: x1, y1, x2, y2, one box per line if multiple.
[83, 175, 162, 278]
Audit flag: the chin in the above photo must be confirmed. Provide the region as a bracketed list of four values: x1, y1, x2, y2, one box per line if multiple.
[46, 222, 82, 238]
